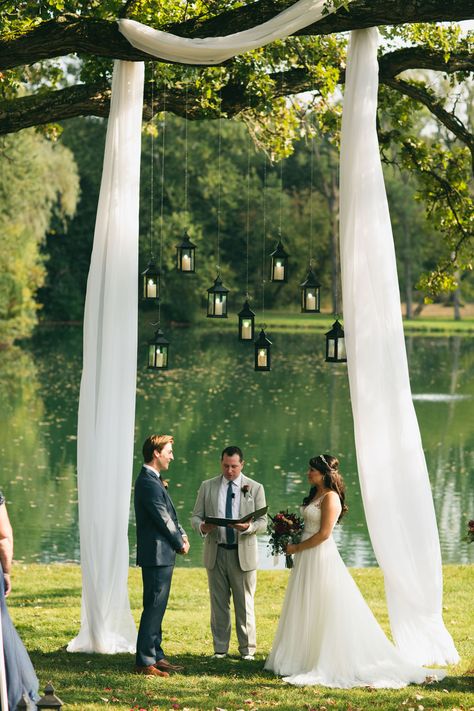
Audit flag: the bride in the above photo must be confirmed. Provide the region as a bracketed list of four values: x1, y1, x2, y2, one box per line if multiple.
[264, 454, 446, 688]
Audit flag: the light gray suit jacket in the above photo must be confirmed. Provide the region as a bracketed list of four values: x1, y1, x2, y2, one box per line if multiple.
[191, 474, 267, 572]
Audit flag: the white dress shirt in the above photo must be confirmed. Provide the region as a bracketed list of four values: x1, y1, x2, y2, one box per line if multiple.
[217, 474, 242, 544]
[143, 464, 161, 479]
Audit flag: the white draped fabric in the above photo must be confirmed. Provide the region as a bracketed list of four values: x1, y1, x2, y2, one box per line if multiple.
[119, 0, 330, 65]
[339, 29, 458, 666]
[67, 61, 143, 653]
[70, 0, 458, 666]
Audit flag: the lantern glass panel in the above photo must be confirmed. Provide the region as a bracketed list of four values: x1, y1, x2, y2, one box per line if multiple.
[273, 260, 285, 281]
[257, 348, 268, 368]
[241, 318, 252, 340]
[148, 344, 156, 368]
[327, 339, 336, 359]
[181, 250, 193, 271]
[214, 295, 224, 316]
[338, 337, 346, 360]
[144, 276, 158, 299]
[149, 345, 168, 369]
[306, 291, 316, 311]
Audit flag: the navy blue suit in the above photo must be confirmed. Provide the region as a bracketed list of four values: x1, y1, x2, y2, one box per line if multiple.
[134, 466, 186, 666]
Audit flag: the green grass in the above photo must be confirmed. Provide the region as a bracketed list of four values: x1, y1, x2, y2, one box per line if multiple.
[8, 564, 473, 710]
[195, 310, 474, 335]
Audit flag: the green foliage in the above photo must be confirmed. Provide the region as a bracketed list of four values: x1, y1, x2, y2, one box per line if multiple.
[1, 2, 473, 312]
[0, 130, 79, 344]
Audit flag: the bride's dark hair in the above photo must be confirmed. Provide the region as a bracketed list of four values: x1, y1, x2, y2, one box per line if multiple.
[302, 454, 348, 521]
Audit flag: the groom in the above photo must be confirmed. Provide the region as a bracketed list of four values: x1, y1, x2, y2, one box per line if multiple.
[134, 434, 190, 676]
[191, 445, 267, 660]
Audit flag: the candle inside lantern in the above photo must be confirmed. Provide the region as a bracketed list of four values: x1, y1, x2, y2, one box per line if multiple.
[327, 340, 335, 359]
[147, 279, 157, 299]
[273, 261, 284, 280]
[214, 298, 223, 316]
[155, 348, 164, 367]
[306, 292, 316, 310]
[241, 319, 252, 339]
[258, 349, 267, 367]
[182, 253, 191, 271]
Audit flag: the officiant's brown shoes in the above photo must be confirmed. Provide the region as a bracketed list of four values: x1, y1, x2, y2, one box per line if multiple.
[134, 664, 170, 677]
[155, 658, 184, 672]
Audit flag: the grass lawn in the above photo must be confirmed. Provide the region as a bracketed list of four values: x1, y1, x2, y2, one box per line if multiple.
[8, 564, 473, 711]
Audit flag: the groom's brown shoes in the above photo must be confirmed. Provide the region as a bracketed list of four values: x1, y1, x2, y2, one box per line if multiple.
[134, 664, 169, 677]
[155, 658, 184, 672]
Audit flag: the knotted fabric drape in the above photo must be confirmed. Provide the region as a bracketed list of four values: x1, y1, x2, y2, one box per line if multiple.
[67, 61, 143, 653]
[69, 0, 458, 665]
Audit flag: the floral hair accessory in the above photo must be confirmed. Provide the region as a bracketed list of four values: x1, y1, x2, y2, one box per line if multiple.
[319, 454, 331, 469]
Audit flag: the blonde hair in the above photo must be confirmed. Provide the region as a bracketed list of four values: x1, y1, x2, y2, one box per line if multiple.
[142, 434, 174, 463]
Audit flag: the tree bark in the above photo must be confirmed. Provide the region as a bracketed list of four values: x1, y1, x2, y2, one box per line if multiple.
[1, 0, 473, 72]
[0, 2, 472, 137]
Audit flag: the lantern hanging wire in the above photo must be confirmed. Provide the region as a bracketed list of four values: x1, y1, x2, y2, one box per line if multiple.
[238, 105, 256, 341]
[176, 80, 197, 273]
[141, 62, 161, 302]
[254, 153, 272, 371]
[324, 240, 346, 363]
[207, 97, 229, 318]
[147, 65, 171, 370]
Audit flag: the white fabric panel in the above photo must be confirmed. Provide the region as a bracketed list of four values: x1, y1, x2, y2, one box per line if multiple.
[68, 60, 144, 653]
[339, 28, 459, 665]
[71, 1, 457, 665]
[119, 0, 331, 65]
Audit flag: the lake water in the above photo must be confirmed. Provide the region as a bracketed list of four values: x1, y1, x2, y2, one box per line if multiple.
[1, 325, 473, 568]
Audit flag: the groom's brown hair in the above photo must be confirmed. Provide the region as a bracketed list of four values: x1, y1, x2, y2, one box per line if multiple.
[142, 434, 174, 463]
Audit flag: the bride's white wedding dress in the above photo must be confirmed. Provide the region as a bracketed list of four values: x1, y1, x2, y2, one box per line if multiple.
[264, 496, 446, 688]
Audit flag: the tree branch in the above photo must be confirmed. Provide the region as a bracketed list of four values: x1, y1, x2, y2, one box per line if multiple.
[1, 47, 473, 141]
[385, 77, 474, 171]
[1, 0, 473, 71]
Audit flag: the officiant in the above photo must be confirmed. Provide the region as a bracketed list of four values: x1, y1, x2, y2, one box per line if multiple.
[191, 446, 267, 660]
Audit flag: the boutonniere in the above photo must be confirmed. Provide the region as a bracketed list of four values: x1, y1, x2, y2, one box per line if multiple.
[241, 484, 252, 499]
[162, 479, 169, 490]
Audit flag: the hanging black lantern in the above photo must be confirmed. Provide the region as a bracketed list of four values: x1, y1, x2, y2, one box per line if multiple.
[238, 300, 255, 341]
[300, 268, 321, 313]
[254, 328, 272, 371]
[207, 274, 229, 318]
[147, 327, 170, 370]
[270, 239, 289, 282]
[141, 260, 160, 301]
[325, 319, 347, 363]
[176, 230, 196, 273]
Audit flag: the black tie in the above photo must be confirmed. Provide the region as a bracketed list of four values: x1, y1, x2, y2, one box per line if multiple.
[226, 481, 235, 545]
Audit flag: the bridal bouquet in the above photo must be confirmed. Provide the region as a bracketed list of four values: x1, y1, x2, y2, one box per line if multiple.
[467, 520, 474, 543]
[268, 510, 304, 568]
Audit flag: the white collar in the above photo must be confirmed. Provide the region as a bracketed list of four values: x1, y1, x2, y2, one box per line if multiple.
[222, 473, 243, 488]
[144, 464, 161, 478]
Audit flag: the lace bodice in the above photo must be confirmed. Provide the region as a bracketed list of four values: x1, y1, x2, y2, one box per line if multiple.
[301, 501, 323, 535]
[301, 494, 341, 536]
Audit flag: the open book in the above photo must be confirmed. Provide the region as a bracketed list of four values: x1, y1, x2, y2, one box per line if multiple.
[204, 505, 268, 527]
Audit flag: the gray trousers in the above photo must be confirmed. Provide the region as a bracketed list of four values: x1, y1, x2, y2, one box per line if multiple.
[207, 547, 257, 656]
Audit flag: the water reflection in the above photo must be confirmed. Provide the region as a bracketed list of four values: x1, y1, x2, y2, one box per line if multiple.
[1, 328, 473, 567]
